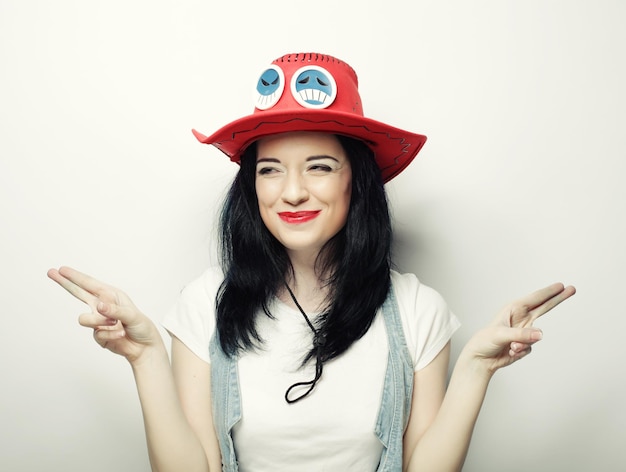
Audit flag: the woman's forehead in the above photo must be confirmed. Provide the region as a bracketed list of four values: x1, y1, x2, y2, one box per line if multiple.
[256, 132, 346, 160]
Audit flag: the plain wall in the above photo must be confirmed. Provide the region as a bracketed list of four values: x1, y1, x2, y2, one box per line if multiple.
[1, 1, 624, 471]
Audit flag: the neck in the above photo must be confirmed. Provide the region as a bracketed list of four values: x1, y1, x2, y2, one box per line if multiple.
[282, 251, 329, 313]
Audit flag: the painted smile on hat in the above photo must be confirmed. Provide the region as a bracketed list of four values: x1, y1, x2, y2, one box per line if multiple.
[278, 210, 321, 224]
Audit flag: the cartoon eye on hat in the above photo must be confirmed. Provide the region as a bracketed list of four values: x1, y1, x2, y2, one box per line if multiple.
[254, 65, 285, 110]
[290, 65, 337, 109]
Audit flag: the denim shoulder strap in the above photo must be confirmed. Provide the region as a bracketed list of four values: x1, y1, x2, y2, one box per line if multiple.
[375, 286, 415, 472]
[209, 331, 241, 472]
[209, 286, 414, 472]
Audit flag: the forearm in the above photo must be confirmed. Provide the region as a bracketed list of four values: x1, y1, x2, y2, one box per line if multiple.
[131, 340, 210, 472]
[405, 282, 575, 471]
[405, 350, 492, 472]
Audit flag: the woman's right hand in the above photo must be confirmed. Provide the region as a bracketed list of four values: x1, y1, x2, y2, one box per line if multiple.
[47, 266, 162, 364]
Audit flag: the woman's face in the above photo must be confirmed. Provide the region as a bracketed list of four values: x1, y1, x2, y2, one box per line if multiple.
[255, 132, 352, 259]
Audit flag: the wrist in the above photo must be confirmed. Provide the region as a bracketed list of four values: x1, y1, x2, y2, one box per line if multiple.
[129, 335, 168, 371]
[456, 346, 496, 382]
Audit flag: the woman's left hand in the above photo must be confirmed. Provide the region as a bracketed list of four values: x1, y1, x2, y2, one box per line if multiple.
[463, 282, 576, 375]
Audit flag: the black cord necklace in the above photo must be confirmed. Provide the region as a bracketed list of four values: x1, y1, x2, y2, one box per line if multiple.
[284, 284, 325, 404]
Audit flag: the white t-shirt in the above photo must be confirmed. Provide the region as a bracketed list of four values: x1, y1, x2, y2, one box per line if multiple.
[163, 267, 460, 472]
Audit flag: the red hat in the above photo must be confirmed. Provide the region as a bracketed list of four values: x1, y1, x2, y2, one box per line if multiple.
[192, 52, 427, 183]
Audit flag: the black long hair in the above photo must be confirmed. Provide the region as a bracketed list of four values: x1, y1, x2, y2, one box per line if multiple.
[215, 135, 392, 365]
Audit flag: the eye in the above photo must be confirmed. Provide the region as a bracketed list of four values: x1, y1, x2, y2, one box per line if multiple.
[308, 164, 333, 173]
[257, 166, 279, 176]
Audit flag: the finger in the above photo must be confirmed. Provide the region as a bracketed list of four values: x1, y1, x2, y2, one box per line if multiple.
[57, 266, 110, 298]
[528, 284, 576, 322]
[79, 311, 118, 329]
[510, 341, 532, 354]
[519, 283, 567, 310]
[78, 301, 138, 329]
[47, 268, 100, 309]
[95, 299, 138, 326]
[94, 326, 126, 347]
[509, 346, 532, 359]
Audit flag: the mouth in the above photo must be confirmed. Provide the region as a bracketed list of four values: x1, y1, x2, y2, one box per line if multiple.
[278, 211, 321, 224]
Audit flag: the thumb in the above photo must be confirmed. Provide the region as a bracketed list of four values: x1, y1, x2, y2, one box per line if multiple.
[492, 326, 543, 346]
[96, 299, 137, 326]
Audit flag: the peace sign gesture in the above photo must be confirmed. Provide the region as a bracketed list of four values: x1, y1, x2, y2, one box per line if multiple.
[464, 282, 576, 374]
[47, 266, 162, 364]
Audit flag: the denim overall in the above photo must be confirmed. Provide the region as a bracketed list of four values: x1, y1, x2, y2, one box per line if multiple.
[209, 287, 414, 471]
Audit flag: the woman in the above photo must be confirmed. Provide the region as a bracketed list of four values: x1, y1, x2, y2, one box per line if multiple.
[48, 53, 575, 471]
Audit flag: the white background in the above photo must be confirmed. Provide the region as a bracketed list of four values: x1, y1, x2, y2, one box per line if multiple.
[1, 1, 624, 471]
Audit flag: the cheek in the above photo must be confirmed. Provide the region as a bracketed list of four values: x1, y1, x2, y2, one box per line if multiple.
[329, 178, 352, 224]
[255, 180, 275, 208]
[339, 189, 352, 220]
[340, 175, 352, 212]
[256, 198, 273, 236]
[255, 181, 279, 228]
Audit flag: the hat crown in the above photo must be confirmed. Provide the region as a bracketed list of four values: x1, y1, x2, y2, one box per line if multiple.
[193, 51, 427, 183]
[252, 52, 364, 116]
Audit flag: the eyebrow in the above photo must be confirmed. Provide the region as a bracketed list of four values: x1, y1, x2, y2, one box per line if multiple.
[256, 155, 340, 164]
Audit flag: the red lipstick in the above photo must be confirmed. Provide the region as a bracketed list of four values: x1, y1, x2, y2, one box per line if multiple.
[278, 211, 321, 224]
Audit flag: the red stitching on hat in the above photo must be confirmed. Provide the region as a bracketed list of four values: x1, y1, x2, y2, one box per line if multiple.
[274, 53, 358, 84]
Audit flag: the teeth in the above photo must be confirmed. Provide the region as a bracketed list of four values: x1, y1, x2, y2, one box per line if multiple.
[257, 91, 277, 106]
[298, 89, 329, 104]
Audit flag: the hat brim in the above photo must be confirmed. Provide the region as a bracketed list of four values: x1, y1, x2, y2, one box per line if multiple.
[192, 109, 426, 183]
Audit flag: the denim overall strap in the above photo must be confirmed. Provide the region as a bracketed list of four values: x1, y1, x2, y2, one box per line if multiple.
[209, 332, 241, 472]
[375, 287, 415, 472]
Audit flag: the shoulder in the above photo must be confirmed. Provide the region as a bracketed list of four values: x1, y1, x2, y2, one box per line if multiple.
[162, 266, 225, 364]
[390, 270, 461, 370]
[390, 270, 449, 315]
[178, 265, 224, 299]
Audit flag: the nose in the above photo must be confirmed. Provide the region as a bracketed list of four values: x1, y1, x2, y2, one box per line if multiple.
[281, 171, 309, 206]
